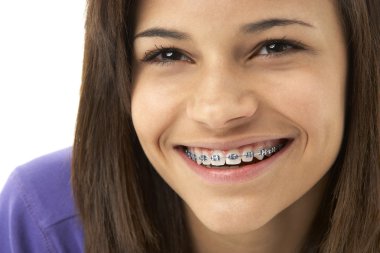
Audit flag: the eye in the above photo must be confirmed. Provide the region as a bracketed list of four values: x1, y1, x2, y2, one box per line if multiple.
[255, 39, 305, 57]
[141, 46, 193, 65]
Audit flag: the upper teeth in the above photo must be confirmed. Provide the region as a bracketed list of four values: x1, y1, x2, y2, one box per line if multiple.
[185, 144, 283, 167]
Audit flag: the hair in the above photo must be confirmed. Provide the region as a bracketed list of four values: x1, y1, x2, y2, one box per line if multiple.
[71, 0, 380, 252]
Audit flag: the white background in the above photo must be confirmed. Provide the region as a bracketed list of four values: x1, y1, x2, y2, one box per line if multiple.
[0, 0, 86, 191]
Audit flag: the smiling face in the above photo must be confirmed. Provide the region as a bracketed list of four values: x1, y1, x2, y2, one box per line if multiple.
[131, 0, 346, 244]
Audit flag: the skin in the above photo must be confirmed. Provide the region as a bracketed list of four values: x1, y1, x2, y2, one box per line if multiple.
[132, 0, 347, 252]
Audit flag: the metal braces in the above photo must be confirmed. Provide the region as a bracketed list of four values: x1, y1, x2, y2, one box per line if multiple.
[185, 144, 283, 162]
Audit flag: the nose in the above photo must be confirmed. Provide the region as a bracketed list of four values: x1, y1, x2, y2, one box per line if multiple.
[187, 64, 259, 130]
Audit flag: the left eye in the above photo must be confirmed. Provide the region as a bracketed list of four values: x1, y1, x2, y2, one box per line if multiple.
[257, 40, 302, 56]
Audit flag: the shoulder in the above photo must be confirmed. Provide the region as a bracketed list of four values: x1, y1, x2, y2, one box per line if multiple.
[5, 148, 75, 228]
[0, 148, 84, 253]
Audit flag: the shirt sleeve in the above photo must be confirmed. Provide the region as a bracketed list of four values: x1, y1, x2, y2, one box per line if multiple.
[0, 169, 54, 253]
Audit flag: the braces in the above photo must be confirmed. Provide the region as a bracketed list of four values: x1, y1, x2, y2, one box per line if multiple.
[185, 144, 284, 162]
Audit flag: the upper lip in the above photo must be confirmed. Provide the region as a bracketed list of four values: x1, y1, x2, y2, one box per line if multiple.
[176, 136, 293, 151]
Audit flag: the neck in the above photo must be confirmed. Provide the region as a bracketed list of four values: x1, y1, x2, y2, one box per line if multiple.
[186, 176, 328, 253]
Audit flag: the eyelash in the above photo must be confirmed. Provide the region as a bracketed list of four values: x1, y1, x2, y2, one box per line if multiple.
[141, 45, 192, 66]
[252, 38, 306, 58]
[140, 38, 306, 65]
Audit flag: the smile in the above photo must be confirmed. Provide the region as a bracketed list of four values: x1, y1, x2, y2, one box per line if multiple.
[182, 139, 288, 168]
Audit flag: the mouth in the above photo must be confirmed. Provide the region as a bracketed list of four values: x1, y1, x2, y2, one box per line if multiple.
[179, 138, 290, 169]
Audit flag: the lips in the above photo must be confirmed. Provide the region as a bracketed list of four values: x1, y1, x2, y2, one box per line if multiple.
[176, 138, 292, 184]
[180, 138, 289, 168]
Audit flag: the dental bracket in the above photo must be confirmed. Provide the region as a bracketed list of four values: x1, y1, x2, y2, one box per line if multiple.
[185, 144, 283, 161]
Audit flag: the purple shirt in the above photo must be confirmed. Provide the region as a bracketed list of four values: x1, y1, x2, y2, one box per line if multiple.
[0, 148, 84, 252]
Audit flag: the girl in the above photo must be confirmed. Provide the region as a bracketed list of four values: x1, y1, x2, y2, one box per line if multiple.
[1, 0, 379, 252]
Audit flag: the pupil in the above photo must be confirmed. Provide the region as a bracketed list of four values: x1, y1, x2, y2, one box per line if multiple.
[163, 50, 181, 60]
[165, 51, 173, 57]
[267, 43, 287, 53]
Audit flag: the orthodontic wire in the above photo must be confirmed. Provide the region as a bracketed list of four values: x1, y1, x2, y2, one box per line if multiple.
[185, 144, 284, 161]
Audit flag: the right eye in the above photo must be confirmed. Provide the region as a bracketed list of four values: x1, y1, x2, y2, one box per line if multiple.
[250, 38, 306, 59]
[142, 46, 193, 65]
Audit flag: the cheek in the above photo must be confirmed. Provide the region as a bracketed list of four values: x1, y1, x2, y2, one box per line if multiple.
[132, 85, 164, 143]
[274, 70, 346, 192]
[268, 67, 345, 143]
[131, 78, 185, 146]
[258, 67, 346, 188]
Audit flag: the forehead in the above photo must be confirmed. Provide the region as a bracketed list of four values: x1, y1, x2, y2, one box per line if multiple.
[135, 0, 338, 33]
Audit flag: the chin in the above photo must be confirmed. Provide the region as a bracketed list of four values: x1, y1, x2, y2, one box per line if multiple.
[185, 197, 281, 236]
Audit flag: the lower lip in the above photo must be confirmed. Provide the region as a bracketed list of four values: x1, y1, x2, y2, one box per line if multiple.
[177, 141, 291, 184]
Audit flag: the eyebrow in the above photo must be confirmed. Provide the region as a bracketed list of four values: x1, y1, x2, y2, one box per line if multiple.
[241, 18, 314, 33]
[134, 18, 314, 40]
[134, 28, 190, 40]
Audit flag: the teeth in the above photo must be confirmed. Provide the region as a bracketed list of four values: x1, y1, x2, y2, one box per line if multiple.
[194, 148, 202, 165]
[210, 150, 225, 166]
[226, 150, 241, 165]
[184, 143, 284, 167]
[265, 146, 276, 157]
[254, 146, 265, 160]
[201, 150, 211, 165]
[242, 148, 254, 162]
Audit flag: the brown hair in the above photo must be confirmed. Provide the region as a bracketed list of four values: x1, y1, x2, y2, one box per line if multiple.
[72, 0, 380, 252]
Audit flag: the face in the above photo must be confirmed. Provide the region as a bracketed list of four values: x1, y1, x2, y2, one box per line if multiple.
[132, 0, 346, 237]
